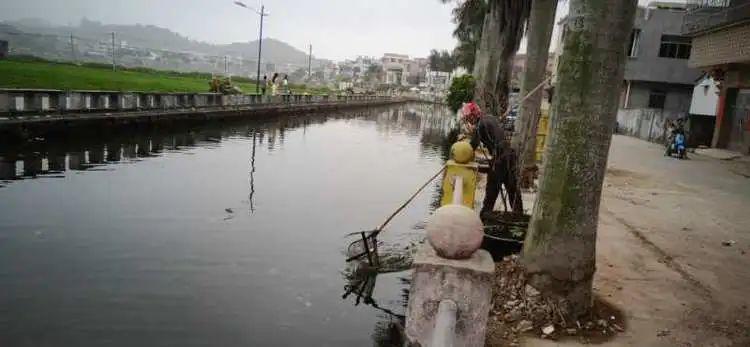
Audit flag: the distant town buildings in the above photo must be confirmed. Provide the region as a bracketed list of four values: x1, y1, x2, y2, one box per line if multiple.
[425, 69, 451, 92]
[376, 53, 431, 86]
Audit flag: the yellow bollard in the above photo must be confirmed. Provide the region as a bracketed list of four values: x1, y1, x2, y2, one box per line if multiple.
[535, 108, 551, 163]
[441, 141, 479, 208]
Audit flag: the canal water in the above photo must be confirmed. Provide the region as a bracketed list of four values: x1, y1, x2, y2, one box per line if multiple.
[0, 104, 457, 346]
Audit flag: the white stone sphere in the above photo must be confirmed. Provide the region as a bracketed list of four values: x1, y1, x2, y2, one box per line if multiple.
[426, 204, 484, 259]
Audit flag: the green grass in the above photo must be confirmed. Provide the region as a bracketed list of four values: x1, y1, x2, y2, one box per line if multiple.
[0, 56, 329, 94]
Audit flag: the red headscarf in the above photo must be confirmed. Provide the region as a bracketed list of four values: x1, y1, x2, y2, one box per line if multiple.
[461, 102, 482, 124]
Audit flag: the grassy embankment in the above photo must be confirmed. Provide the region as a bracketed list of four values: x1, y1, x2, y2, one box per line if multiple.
[0, 56, 329, 94]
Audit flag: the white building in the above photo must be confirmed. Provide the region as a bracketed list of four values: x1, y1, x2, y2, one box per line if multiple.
[689, 76, 719, 116]
[381, 53, 409, 85]
[425, 69, 451, 91]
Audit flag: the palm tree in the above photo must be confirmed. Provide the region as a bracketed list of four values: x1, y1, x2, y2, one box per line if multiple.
[522, 0, 637, 319]
[443, 0, 487, 71]
[472, 0, 531, 117]
[510, 0, 558, 186]
[440, 0, 530, 117]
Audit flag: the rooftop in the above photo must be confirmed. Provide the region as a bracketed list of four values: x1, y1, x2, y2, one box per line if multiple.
[682, 0, 750, 35]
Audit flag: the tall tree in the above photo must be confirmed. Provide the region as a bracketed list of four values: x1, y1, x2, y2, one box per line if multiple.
[522, 0, 637, 319]
[429, 49, 458, 72]
[472, 0, 531, 117]
[445, 0, 487, 71]
[510, 0, 558, 186]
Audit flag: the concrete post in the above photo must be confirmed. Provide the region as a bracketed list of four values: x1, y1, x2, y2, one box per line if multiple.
[433, 300, 458, 347]
[405, 140, 492, 347]
[405, 243, 494, 347]
[441, 142, 478, 208]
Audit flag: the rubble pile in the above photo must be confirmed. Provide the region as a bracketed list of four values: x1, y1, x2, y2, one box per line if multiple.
[486, 255, 625, 345]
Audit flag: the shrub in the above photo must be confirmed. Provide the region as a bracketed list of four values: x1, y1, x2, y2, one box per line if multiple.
[446, 74, 475, 113]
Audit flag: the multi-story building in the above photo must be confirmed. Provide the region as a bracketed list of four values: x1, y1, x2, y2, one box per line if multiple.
[381, 53, 410, 85]
[621, 2, 702, 113]
[556, 2, 702, 142]
[683, 0, 750, 153]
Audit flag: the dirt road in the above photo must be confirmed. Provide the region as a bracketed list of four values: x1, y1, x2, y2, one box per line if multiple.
[523, 135, 750, 346]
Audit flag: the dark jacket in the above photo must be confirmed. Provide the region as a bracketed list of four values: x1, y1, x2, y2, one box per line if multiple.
[470, 116, 507, 158]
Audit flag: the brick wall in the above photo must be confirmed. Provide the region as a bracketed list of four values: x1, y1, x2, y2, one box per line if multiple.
[689, 23, 750, 68]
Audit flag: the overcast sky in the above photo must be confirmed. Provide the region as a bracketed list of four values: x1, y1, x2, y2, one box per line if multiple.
[0, 0, 462, 61]
[0, 0, 672, 61]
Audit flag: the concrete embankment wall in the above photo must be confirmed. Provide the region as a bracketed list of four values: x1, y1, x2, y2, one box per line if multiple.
[0, 89, 406, 141]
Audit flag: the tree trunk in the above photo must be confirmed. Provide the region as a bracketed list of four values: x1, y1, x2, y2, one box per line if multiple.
[511, 0, 558, 187]
[472, 0, 530, 117]
[522, 0, 636, 320]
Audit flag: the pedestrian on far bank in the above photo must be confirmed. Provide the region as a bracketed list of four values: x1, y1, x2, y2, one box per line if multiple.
[261, 75, 268, 96]
[283, 75, 289, 94]
[271, 73, 279, 96]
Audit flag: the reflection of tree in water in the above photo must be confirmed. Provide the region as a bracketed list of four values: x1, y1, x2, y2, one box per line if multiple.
[342, 242, 415, 347]
[370, 276, 412, 347]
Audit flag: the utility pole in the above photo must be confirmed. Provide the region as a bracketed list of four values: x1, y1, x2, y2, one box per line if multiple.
[224, 56, 228, 75]
[256, 4, 267, 94]
[111, 32, 116, 72]
[70, 33, 76, 63]
[308, 44, 312, 79]
[234, 1, 269, 94]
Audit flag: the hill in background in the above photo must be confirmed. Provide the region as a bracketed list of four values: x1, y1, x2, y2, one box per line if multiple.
[0, 18, 329, 74]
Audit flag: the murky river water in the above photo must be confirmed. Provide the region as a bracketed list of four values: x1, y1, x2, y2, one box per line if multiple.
[0, 104, 456, 346]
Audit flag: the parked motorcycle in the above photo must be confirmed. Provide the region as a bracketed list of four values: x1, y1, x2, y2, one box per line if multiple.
[665, 131, 687, 159]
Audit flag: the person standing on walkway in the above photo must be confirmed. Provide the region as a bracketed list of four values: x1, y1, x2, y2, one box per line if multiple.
[283, 75, 290, 95]
[270, 73, 279, 97]
[463, 102, 523, 215]
[261, 75, 268, 97]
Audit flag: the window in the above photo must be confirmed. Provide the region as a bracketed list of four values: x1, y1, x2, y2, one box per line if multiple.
[628, 29, 641, 57]
[649, 90, 666, 109]
[658, 35, 691, 59]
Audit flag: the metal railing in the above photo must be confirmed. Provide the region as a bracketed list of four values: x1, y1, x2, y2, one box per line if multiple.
[682, 0, 750, 34]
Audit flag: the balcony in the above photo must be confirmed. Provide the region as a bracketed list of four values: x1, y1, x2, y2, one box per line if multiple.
[682, 0, 750, 35]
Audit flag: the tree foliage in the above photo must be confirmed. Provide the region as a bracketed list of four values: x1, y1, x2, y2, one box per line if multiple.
[444, 0, 487, 71]
[446, 74, 475, 112]
[428, 49, 457, 72]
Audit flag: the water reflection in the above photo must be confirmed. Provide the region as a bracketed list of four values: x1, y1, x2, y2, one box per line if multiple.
[1, 104, 456, 190]
[342, 245, 413, 347]
[0, 103, 457, 346]
[249, 129, 257, 213]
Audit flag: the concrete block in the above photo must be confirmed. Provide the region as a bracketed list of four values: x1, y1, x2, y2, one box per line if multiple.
[64, 93, 77, 111]
[13, 95, 25, 111]
[120, 93, 137, 109]
[405, 244, 494, 347]
[0, 93, 9, 113]
[194, 95, 207, 107]
[100, 95, 110, 109]
[0, 157, 16, 180]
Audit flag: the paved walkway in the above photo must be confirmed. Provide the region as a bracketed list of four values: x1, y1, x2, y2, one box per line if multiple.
[521, 135, 750, 346]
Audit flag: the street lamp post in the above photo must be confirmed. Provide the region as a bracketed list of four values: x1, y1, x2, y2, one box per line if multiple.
[234, 1, 269, 94]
